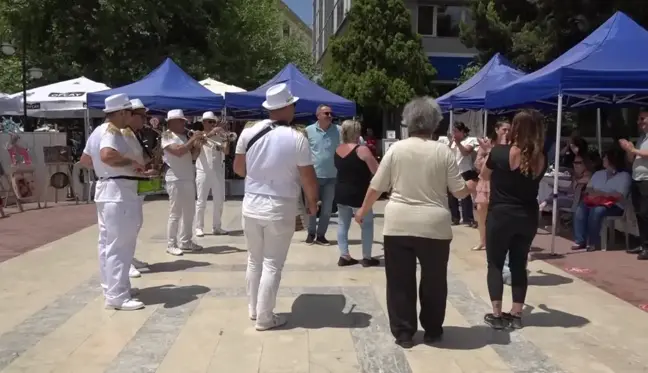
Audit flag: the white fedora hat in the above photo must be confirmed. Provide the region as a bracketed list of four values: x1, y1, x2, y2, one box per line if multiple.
[166, 109, 187, 121]
[262, 83, 299, 111]
[130, 99, 148, 112]
[103, 93, 132, 113]
[201, 111, 218, 121]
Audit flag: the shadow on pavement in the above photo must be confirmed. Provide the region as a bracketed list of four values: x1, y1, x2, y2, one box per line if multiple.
[186, 245, 246, 255]
[137, 284, 210, 308]
[225, 229, 244, 237]
[278, 294, 372, 330]
[524, 304, 590, 328]
[415, 326, 511, 350]
[528, 270, 574, 286]
[146, 260, 211, 273]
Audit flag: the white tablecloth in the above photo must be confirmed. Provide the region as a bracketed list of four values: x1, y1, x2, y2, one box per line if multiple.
[538, 175, 572, 203]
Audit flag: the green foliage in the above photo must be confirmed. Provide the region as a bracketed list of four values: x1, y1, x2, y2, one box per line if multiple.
[0, 0, 314, 92]
[458, 62, 483, 84]
[322, 0, 436, 112]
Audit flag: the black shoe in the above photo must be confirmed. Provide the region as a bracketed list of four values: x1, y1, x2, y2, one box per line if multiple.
[337, 257, 359, 267]
[451, 220, 460, 226]
[586, 246, 599, 252]
[423, 331, 443, 345]
[361, 258, 380, 267]
[394, 338, 415, 349]
[638, 249, 648, 260]
[305, 234, 315, 245]
[315, 236, 330, 246]
[627, 246, 643, 254]
[484, 313, 505, 330]
[571, 244, 586, 251]
[502, 312, 523, 329]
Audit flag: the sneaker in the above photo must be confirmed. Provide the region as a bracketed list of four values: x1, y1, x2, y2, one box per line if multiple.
[166, 247, 184, 256]
[361, 258, 380, 267]
[638, 249, 648, 260]
[627, 246, 643, 254]
[315, 236, 330, 246]
[571, 244, 586, 251]
[337, 257, 359, 267]
[394, 337, 415, 349]
[502, 312, 523, 329]
[305, 234, 315, 245]
[255, 314, 287, 331]
[132, 258, 149, 269]
[586, 246, 599, 252]
[129, 265, 141, 278]
[484, 313, 505, 330]
[195, 228, 205, 237]
[105, 298, 145, 311]
[212, 228, 228, 235]
[182, 242, 203, 252]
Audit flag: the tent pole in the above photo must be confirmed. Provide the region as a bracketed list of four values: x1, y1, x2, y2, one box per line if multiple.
[483, 110, 488, 137]
[596, 108, 602, 156]
[550, 94, 564, 256]
[449, 110, 454, 137]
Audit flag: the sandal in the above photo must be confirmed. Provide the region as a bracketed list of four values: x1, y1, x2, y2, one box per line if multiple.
[471, 244, 485, 251]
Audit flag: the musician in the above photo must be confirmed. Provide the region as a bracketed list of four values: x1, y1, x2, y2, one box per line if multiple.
[194, 111, 229, 237]
[162, 109, 204, 256]
[121, 99, 152, 278]
[233, 83, 319, 330]
[80, 93, 145, 311]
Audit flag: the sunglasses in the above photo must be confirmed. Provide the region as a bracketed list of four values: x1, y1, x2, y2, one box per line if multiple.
[321, 112, 333, 117]
[204, 120, 217, 124]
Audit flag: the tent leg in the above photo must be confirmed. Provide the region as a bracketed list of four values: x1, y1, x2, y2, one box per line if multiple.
[596, 108, 602, 156]
[483, 110, 488, 137]
[550, 94, 564, 256]
[448, 110, 454, 136]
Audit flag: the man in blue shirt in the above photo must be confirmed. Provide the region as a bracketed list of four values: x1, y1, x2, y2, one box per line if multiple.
[304, 104, 340, 245]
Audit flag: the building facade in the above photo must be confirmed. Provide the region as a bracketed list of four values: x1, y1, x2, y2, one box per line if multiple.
[279, 0, 313, 53]
[312, 0, 476, 90]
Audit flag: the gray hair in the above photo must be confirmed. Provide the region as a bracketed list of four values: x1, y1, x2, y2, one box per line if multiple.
[340, 119, 362, 143]
[401, 97, 443, 136]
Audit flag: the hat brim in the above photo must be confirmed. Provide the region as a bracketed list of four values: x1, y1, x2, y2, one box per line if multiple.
[200, 116, 218, 122]
[166, 116, 187, 122]
[262, 96, 299, 111]
[103, 103, 132, 113]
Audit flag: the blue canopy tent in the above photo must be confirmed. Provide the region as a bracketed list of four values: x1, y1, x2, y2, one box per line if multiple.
[87, 58, 224, 114]
[225, 63, 356, 119]
[437, 53, 525, 135]
[485, 11, 648, 254]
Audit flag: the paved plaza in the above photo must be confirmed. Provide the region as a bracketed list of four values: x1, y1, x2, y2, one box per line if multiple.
[1, 200, 648, 373]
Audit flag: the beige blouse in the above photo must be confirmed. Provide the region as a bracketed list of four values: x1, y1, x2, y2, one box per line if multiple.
[370, 137, 465, 240]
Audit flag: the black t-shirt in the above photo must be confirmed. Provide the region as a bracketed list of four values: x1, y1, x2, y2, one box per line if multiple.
[487, 145, 547, 213]
[334, 145, 373, 208]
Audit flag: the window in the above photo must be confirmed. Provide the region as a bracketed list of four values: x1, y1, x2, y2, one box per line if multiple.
[283, 22, 290, 38]
[417, 5, 435, 36]
[417, 5, 471, 37]
[336, 0, 345, 30]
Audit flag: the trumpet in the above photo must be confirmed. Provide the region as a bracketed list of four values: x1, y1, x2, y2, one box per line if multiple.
[187, 129, 237, 150]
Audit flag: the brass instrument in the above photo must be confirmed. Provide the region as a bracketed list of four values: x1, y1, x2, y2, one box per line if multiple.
[188, 120, 238, 150]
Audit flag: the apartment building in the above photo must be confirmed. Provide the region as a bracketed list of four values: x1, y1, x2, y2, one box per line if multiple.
[279, 0, 313, 53]
[312, 0, 476, 90]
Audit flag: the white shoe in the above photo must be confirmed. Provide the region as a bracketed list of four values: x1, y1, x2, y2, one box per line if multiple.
[129, 265, 141, 278]
[255, 314, 287, 331]
[132, 258, 149, 269]
[105, 298, 145, 311]
[212, 228, 228, 235]
[195, 228, 205, 237]
[166, 247, 184, 256]
[181, 242, 203, 252]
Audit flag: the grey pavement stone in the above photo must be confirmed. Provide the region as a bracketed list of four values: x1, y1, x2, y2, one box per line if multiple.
[0, 277, 101, 370]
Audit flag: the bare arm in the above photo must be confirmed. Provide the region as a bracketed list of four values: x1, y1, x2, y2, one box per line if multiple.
[100, 148, 135, 168]
[359, 187, 381, 213]
[233, 154, 246, 177]
[456, 140, 474, 156]
[80, 153, 93, 169]
[299, 165, 319, 214]
[356, 145, 379, 174]
[164, 133, 201, 157]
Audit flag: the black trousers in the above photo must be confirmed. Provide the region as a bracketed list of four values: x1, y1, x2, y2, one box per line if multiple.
[485, 206, 537, 303]
[384, 235, 451, 339]
[631, 180, 648, 249]
[449, 193, 474, 223]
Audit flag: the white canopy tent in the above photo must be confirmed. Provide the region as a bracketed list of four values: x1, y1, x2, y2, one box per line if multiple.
[199, 78, 245, 96]
[5, 77, 110, 118]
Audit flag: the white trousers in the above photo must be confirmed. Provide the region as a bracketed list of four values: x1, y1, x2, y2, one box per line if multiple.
[244, 216, 295, 325]
[166, 180, 195, 248]
[96, 201, 141, 306]
[195, 170, 225, 230]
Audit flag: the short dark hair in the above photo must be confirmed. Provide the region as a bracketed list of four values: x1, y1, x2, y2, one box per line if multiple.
[453, 121, 470, 134]
[604, 148, 626, 171]
[316, 104, 331, 114]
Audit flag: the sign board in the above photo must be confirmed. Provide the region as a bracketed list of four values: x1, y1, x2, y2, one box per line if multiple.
[382, 139, 398, 156]
[386, 130, 396, 139]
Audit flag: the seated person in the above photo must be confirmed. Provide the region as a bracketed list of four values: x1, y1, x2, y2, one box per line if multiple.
[560, 134, 588, 168]
[539, 155, 592, 211]
[572, 149, 631, 252]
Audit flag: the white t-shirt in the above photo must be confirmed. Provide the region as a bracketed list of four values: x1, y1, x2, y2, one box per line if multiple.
[122, 128, 145, 165]
[449, 137, 478, 173]
[83, 122, 139, 203]
[161, 131, 195, 182]
[235, 119, 313, 221]
[195, 141, 224, 174]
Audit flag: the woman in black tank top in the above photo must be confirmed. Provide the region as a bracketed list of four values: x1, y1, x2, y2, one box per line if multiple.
[334, 120, 380, 267]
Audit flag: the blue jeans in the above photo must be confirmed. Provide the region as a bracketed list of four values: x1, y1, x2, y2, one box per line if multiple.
[308, 178, 336, 236]
[337, 204, 374, 258]
[573, 202, 623, 248]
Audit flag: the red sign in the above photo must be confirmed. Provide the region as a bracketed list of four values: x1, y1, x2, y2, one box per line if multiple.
[564, 266, 593, 274]
[639, 304, 648, 312]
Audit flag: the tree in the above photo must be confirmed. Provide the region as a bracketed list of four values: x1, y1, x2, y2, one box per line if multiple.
[458, 62, 483, 84]
[322, 0, 436, 127]
[461, 0, 648, 71]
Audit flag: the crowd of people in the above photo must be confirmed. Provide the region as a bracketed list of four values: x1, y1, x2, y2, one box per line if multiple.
[80, 80, 648, 347]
